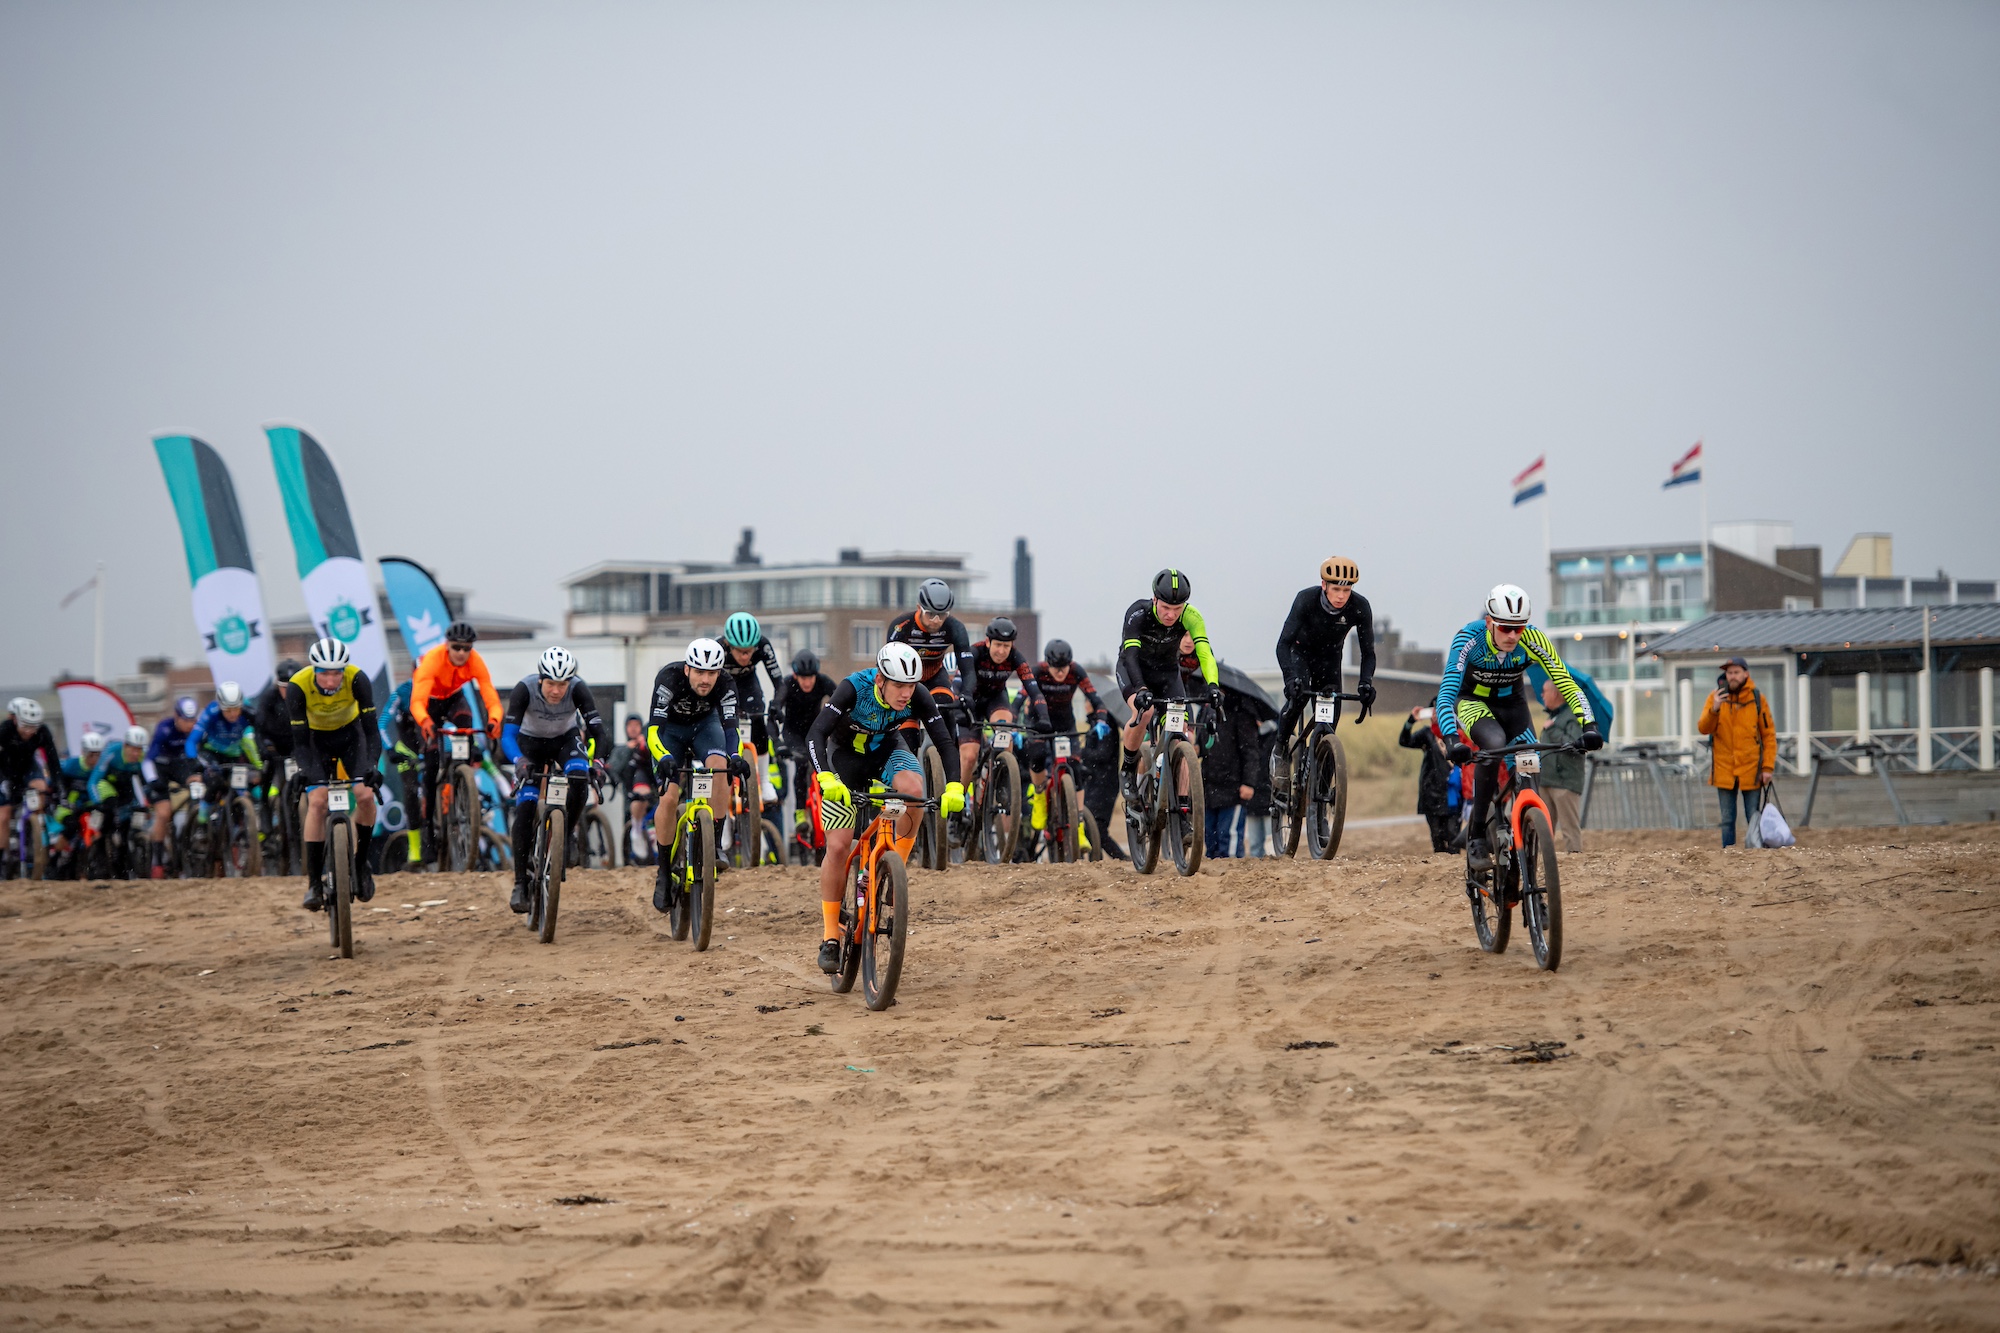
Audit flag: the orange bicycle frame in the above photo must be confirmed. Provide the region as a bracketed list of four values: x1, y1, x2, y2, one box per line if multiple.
[841, 797, 921, 937]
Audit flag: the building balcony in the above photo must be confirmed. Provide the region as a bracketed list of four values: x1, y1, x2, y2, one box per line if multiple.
[1548, 603, 1705, 628]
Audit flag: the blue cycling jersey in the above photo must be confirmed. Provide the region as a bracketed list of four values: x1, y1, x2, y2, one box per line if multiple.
[1436, 620, 1593, 737]
[89, 748, 149, 803]
[185, 701, 260, 762]
[146, 716, 191, 767]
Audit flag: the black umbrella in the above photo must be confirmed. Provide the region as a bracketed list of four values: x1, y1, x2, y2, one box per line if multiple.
[1215, 661, 1279, 722]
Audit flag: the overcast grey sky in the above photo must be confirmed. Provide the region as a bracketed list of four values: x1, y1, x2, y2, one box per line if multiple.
[4, 1, 1996, 686]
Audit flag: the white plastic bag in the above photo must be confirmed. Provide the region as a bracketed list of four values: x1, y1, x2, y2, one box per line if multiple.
[1758, 789, 1795, 848]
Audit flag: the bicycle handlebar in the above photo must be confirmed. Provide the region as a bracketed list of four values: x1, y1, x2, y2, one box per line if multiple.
[1472, 741, 1585, 761]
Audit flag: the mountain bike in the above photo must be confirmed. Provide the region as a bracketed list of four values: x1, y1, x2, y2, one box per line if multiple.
[1126, 696, 1212, 877]
[1023, 725, 1099, 864]
[197, 762, 264, 878]
[6, 787, 50, 880]
[785, 764, 828, 867]
[1274, 690, 1365, 861]
[1463, 740, 1580, 971]
[433, 723, 489, 873]
[829, 785, 934, 1011]
[965, 720, 1027, 865]
[318, 778, 362, 960]
[910, 724, 951, 872]
[573, 778, 616, 869]
[518, 760, 589, 944]
[661, 760, 719, 951]
[723, 708, 783, 870]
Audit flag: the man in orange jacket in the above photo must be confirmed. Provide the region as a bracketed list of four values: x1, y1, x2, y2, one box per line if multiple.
[408, 621, 504, 860]
[1698, 655, 1777, 848]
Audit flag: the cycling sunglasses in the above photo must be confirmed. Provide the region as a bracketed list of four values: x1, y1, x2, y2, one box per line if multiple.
[1321, 578, 1355, 589]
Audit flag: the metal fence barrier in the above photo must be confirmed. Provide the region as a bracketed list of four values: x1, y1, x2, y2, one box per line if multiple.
[1578, 747, 1718, 831]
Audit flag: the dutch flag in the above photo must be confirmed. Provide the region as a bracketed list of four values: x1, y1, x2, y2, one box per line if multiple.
[1511, 455, 1546, 507]
[1664, 441, 1702, 489]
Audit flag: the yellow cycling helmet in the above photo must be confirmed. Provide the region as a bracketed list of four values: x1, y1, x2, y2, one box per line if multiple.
[1320, 556, 1359, 585]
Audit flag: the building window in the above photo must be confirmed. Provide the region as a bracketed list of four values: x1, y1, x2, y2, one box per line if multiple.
[1616, 577, 1648, 610]
[570, 573, 650, 614]
[1783, 595, 1814, 612]
[1661, 577, 1686, 612]
[851, 622, 883, 657]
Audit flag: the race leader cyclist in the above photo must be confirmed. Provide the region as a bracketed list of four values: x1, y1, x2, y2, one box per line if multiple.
[720, 613, 784, 803]
[407, 621, 504, 861]
[1115, 569, 1223, 804]
[1438, 585, 1603, 871]
[184, 682, 263, 816]
[285, 638, 384, 911]
[1273, 556, 1378, 779]
[770, 650, 835, 835]
[888, 578, 978, 797]
[1, 698, 64, 852]
[644, 638, 739, 913]
[500, 647, 610, 914]
[805, 642, 965, 974]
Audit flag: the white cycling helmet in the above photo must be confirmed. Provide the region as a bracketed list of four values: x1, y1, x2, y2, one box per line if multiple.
[877, 641, 923, 683]
[538, 646, 578, 681]
[9, 697, 43, 727]
[81, 729, 107, 754]
[215, 681, 244, 707]
[307, 637, 351, 669]
[1485, 584, 1532, 626]
[125, 725, 150, 748]
[685, 637, 726, 671]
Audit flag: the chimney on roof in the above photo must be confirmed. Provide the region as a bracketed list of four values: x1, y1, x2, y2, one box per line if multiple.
[838, 548, 863, 565]
[1013, 538, 1032, 610]
[733, 527, 761, 565]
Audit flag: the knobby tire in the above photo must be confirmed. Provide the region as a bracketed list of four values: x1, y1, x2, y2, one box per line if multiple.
[329, 820, 354, 959]
[862, 848, 909, 1011]
[1521, 805, 1562, 971]
[689, 807, 716, 952]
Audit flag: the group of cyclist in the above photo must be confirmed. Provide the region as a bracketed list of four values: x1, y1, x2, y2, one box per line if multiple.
[7, 557, 1610, 969]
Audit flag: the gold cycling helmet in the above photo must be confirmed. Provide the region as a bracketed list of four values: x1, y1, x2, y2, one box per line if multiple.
[1319, 556, 1359, 585]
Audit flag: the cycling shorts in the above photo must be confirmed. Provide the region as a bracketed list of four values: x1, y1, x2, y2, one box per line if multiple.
[298, 721, 371, 787]
[1113, 656, 1187, 706]
[145, 754, 200, 804]
[652, 714, 730, 785]
[513, 728, 589, 805]
[819, 736, 924, 833]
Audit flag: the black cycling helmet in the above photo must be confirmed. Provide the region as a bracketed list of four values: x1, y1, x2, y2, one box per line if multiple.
[274, 658, 302, 682]
[917, 578, 955, 615]
[986, 617, 1017, 643]
[791, 649, 820, 675]
[445, 620, 478, 644]
[1152, 568, 1192, 605]
[1043, 638, 1073, 668]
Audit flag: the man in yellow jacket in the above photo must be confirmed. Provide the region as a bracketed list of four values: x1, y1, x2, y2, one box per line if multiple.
[1698, 655, 1777, 848]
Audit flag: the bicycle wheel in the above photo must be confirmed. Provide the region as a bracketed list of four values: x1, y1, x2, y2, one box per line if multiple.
[1468, 818, 1511, 955]
[538, 806, 565, 944]
[918, 746, 948, 871]
[449, 765, 483, 872]
[1519, 804, 1562, 971]
[1127, 744, 1160, 875]
[740, 760, 762, 866]
[329, 821, 354, 959]
[578, 809, 614, 868]
[1050, 773, 1076, 863]
[1080, 805, 1105, 862]
[230, 797, 264, 877]
[666, 830, 691, 941]
[1166, 738, 1203, 876]
[983, 750, 1021, 864]
[861, 848, 909, 1010]
[689, 807, 717, 952]
[1305, 733, 1350, 861]
[832, 853, 863, 995]
[1275, 744, 1305, 858]
[759, 817, 783, 866]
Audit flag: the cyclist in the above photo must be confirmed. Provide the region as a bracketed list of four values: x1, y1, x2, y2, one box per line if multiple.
[407, 621, 503, 864]
[500, 647, 610, 913]
[1273, 556, 1378, 787]
[719, 612, 783, 804]
[140, 698, 202, 878]
[770, 649, 835, 836]
[1438, 585, 1603, 871]
[47, 730, 108, 862]
[377, 679, 430, 867]
[644, 638, 739, 913]
[888, 578, 978, 799]
[184, 681, 264, 820]
[285, 638, 383, 911]
[88, 726, 155, 859]
[1, 698, 64, 859]
[967, 617, 1047, 733]
[1025, 638, 1111, 831]
[254, 661, 299, 761]
[805, 642, 965, 974]
[609, 716, 657, 861]
[1115, 569, 1222, 805]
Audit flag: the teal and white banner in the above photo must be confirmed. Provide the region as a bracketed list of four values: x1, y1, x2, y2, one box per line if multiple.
[153, 434, 275, 694]
[379, 556, 453, 666]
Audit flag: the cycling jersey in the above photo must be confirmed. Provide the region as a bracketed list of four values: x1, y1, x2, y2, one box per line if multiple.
[1119, 600, 1218, 691]
[409, 643, 503, 727]
[805, 669, 961, 781]
[253, 684, 294, 757]
[887, 612, 974, 688]
[88, 748, 150, 805]
[1032, 663, 1107, 731]
[721, 637, 784, 706]
[771, 674, 835, 747]
[502, 675, 609, 762]
[285, 665, 382, 782]
[145, 716, 194, 769]
[0, 719, 62, 784]
[1436, 620, 1592, 737]
[1275, 587, 1376, 693]
[185, 701, 262, 765]
[645, 661, 738, 763]
[967, 642, 1045, 713]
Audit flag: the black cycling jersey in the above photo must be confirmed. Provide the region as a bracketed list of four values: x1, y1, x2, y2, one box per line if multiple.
[770, 674, 835, 747]
[0, 719, 62, 783]
[253, 686, 294, 757]
[1031, 663, 1108, 731]
[967, 642, 1045, 713]
[1275, 587, 1376, 692]
[888, 612, 974, 689]
[1118, 599, 1217, 691]
[720, 637, 784, 707]
[645, 661, 738, 729]
[805, 672, 961, 783]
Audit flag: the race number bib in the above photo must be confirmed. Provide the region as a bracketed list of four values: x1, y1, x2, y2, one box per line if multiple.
[327, 788, 351, 814]
[547, 776, 570, 803]
[1515, 753, 1542, 775]
[1164, 707, 1188, 735]
[450, 736, 470, 760]
[881, 798, 906, 818]
[1053, 736, 1071, 759]
[187, 781, 207, 802]
[230, 765, 249, 790]
[1314, 698, 1339, 724]
[690, 772, 714, 800]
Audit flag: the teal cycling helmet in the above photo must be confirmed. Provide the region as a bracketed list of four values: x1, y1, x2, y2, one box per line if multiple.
[723, 612, 761, 650]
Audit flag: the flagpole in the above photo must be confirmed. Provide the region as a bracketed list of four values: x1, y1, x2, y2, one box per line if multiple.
[1698, 443, 1710, 612]
[93, 563, 105, 683]
[1542, 493, 1553, 618]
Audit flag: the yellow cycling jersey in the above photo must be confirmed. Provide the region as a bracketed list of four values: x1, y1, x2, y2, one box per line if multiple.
[290, 664, 364, 731]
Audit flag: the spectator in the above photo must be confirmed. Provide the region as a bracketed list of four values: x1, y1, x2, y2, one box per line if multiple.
[1080, 712, 1126, 860]
[1699, 655, 1776, 848]
[1538, 679, 1586, 853]
[1243, 719, 1278, 857]
[1202, 691, 1258, 858]
[1399, 699, 1457, 854]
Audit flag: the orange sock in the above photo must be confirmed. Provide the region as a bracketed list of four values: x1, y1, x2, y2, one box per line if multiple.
[820, 900, 840, 940]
